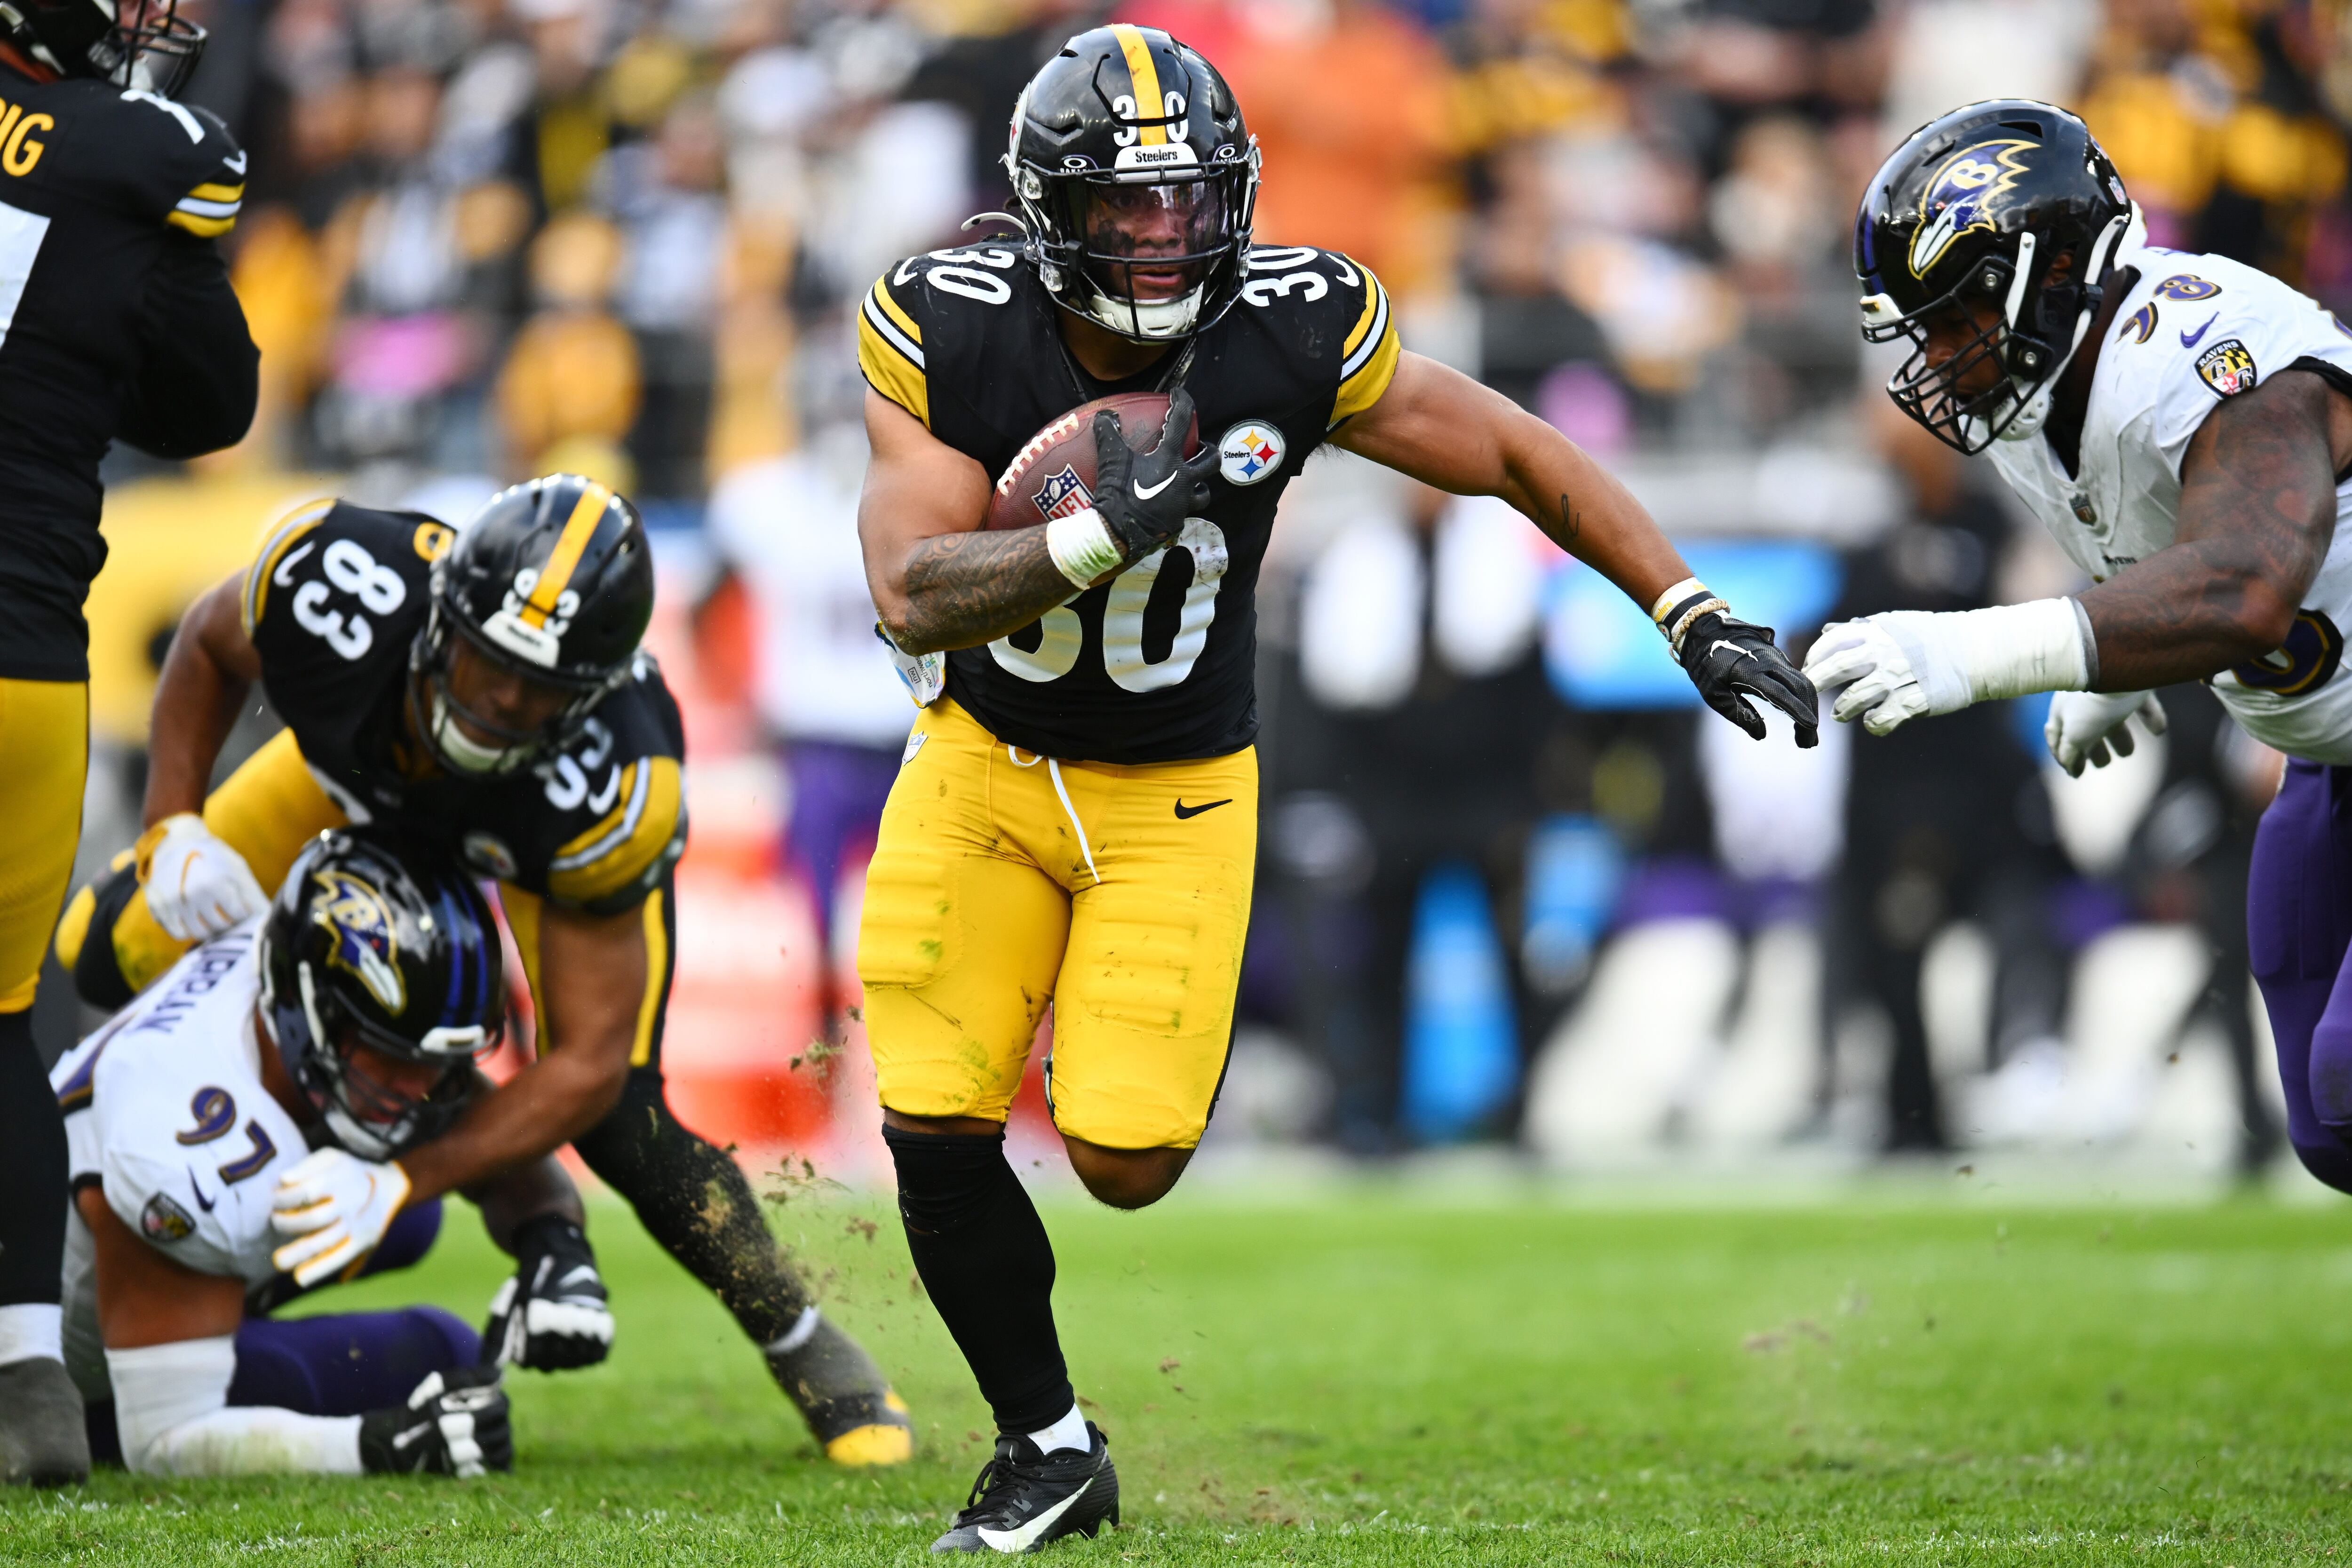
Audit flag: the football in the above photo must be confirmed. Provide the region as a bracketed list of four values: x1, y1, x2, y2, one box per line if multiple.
[984, 391, 1201, 533]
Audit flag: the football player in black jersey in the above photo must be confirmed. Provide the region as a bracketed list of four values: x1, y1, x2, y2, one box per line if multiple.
[56, 476, 914, 1466]
[0, 0, 254, 1487]
[854, 24, 1816, 1552]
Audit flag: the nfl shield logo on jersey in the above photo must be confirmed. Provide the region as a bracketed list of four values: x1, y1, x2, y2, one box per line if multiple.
[1219, 422, 1285, 485]
[2196, 338, 2257, 397]
[1032, 465, 1096, 522]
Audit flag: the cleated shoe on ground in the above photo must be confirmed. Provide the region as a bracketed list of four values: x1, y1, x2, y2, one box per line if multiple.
[765, 1309, 914, 1465]
[0, 1357, 90, 1486]
[931, 1423, 1118, 1554]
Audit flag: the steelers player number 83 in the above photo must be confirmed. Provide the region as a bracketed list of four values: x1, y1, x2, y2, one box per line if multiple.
[989, 517, 1231, 691]
[289, 538, 407, 661]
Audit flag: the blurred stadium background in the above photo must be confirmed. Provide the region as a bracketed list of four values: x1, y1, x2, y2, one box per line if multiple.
[47, 0, 2352, 1195]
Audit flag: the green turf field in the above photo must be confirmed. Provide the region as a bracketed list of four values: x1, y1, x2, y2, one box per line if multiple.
[8, 1175, 2352, 1564]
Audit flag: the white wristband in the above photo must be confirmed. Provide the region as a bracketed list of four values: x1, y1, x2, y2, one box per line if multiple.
[1948, 597, 2094, 705]
[1046, 507, 1122, 589]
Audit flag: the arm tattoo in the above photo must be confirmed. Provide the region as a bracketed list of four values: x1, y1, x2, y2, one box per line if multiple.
[1558, 493, 1581, 542]
[2081, 369, 2340, 689]
[895, 526, 1078, 654]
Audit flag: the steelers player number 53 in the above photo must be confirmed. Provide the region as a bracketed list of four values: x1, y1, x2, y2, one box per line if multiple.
[989, 518, 1231, 691]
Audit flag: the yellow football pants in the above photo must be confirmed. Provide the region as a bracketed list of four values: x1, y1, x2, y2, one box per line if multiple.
[857, 698, 1257, 1151]
[0, 678, 88, 1012]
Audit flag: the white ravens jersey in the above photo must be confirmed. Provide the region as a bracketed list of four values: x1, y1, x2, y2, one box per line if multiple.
[50, 922, 311, 1396]
[1988, 240, 2352, 762]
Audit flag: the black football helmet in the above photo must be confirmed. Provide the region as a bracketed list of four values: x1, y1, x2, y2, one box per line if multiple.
[1856, 100, 2137, 454]
[259, 827, 505, 1162]
[409, 474, 654, 776]
[0, 0, 205, 97]
[1003, 24, 1258, 342]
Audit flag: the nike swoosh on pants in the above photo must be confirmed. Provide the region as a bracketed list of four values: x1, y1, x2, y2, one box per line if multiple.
[977, 1475, 1095, 1553]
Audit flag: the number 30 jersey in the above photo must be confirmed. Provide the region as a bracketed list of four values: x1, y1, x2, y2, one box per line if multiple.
[1988, 238, 2352, 763]
[239, 501, 687, 915]
[858, 243, 1402, 763]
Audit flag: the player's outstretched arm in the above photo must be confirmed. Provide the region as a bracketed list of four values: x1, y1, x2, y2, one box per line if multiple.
[2079, 367, 2346, 688]
[1333, 351, 1817, 742]
[1333, 350, 1688, 602]
[1806, 369, 2350, 745]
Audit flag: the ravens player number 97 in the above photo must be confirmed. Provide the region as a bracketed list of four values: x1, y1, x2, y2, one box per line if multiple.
[0, 0, 256, 1487]
[56, 476, 914, 1467]
[852, 24, 1819, 1553]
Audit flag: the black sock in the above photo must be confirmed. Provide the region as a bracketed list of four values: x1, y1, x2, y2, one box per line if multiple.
[883, 1124, 1073, 1434]
[0, 1009, 67, 1307]
[571, 1070, 811, 1345]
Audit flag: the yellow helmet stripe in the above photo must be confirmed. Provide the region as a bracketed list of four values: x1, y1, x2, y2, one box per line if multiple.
[522, 482, 613, 629]
[1111, 25, 1167, 146]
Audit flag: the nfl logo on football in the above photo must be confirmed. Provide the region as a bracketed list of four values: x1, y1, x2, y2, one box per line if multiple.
[1031, 464, 1096, 522]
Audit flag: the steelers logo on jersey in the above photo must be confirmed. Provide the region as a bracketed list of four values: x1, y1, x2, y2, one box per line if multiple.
[1218, 422, 1285, 485]
[2196, 338, 2257, 398]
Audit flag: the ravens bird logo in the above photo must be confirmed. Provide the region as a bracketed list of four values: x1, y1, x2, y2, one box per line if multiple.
[1909, 139, 2036, 278]
[311, 869, 405, 1014]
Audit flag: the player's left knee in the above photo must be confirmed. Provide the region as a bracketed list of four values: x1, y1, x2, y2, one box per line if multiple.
[1062, 1138, 1193, 1210]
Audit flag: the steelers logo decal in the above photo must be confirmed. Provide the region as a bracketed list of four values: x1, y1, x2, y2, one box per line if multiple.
[1218, 422, 1285, 486]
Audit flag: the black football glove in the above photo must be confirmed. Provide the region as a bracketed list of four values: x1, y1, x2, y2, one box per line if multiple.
[1677, 609, 1820, 747]
[359, 1366, 512, 1479]
[1090, 386, 1218, 560]
[482, 1215, 614, 1371]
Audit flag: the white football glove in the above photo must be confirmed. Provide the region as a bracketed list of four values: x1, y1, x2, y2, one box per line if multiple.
[1802, 613, 1969, 736]
[138, 813, 268, 942]
[270, 1148, 411, 1287]
[2045, 689, 2167, 777]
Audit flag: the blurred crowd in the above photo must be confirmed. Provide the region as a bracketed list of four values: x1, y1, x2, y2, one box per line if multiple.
[86, 0, 2352, 1172]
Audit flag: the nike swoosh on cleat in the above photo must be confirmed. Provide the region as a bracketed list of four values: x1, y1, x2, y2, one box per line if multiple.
[977, 1476, 1094, 1553]
[1132, 472, 1177, 500]
[1173, 797, 1231, 819]
[2181, 312, 2217, 348]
